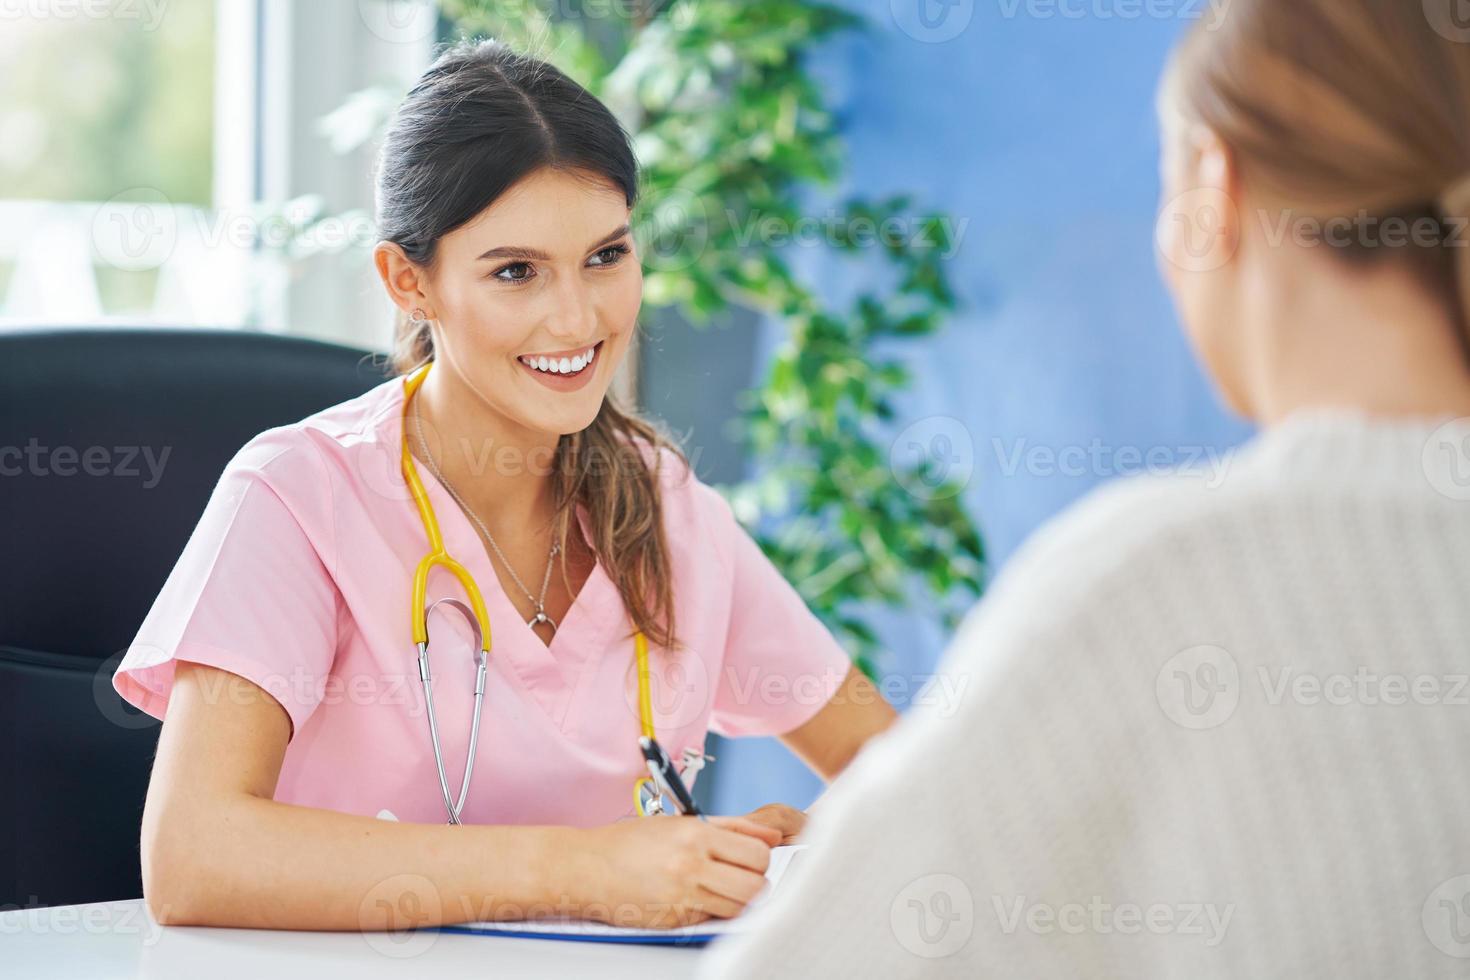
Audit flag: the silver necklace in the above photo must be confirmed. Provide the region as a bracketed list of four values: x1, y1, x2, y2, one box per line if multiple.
[411, 388, 561, 634]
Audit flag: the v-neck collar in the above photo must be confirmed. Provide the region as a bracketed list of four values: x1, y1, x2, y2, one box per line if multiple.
[397, 392, 622, 730]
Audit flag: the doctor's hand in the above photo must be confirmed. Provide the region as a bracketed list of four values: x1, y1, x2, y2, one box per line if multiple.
[575, 815, 779, 928]
[739, 803, 807, 844]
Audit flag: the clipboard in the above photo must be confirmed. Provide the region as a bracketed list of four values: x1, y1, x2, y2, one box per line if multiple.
[439, 843, 809, 947]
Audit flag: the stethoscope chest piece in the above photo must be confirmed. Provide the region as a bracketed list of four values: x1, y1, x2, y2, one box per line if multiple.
[637, 782, 668, 816]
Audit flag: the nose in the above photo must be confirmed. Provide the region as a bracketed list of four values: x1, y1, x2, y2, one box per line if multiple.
[543, 274, 597, 344]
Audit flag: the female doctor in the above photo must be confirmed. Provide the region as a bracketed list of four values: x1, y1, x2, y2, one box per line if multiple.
[114, 39, 897, 931]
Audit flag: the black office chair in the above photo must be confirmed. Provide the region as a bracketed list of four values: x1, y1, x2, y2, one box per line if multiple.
[0, 327, 387, 909]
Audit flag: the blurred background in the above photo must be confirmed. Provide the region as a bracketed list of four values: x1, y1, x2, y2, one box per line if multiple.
[2, 0, 1249, 823]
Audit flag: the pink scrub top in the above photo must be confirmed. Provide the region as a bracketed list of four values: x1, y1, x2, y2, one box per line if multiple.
[113, 373, 852, 826]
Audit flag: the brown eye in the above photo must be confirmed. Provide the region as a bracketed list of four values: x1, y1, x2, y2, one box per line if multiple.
[588, 244, 630, 267]
[494, 262, 534, 283]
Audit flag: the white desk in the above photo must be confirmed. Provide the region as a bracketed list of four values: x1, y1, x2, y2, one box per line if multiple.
[3, 900, 706, 979]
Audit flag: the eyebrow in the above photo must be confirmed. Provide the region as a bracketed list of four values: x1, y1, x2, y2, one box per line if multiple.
[475, 223, 631, 262]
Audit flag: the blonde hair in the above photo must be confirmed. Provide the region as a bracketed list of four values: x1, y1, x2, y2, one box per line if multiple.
[1165, 0, 1470, 352]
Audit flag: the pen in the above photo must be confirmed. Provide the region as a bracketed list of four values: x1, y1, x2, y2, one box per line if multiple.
[638, 736, 705, 819]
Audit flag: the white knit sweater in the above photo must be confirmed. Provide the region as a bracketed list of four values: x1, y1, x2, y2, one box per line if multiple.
[701, 411, 1470, 979]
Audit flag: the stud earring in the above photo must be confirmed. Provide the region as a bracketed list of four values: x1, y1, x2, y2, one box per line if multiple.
[409, 307, 428, 325]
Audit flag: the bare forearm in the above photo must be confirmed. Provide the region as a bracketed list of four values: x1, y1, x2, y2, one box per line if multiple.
[145, 794, 583, 930]
[780, 663, 899, 783]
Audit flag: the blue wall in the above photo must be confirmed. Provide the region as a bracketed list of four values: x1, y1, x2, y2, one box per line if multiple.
[706, 1, 1254, 816]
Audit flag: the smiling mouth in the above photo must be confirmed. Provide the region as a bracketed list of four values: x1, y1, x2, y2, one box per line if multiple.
[518, 340, 602, 377]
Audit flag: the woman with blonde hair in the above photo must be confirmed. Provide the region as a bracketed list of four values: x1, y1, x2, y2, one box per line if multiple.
[705, 2, 1470, 976]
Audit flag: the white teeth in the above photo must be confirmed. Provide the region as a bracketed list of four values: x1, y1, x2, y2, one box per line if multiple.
[521, 346, 598, 375]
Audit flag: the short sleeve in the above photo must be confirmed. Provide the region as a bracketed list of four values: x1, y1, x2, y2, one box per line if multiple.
[706, 490, 853, 738]
[112, 429, 340, 741]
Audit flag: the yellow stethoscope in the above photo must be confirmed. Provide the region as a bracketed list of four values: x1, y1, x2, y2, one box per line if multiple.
[401, 362, 693, 824]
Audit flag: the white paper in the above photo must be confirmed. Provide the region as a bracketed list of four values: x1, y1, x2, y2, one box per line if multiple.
[447, 843, 810, 941]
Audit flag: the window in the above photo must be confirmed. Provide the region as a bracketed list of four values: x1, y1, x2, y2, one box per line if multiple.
[0, 3, 243, 325]
[2, 1, 432, 349]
